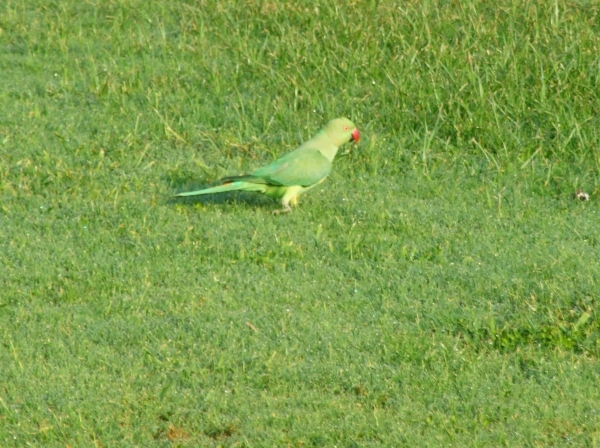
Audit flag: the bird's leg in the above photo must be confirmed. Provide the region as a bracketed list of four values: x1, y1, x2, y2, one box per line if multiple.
[274, 189, 300, 214]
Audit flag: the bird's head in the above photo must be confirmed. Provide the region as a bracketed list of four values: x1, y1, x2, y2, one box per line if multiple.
[324, 117, 360, 146]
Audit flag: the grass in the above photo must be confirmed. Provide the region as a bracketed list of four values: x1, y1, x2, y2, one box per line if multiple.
[1, 0, 600, 445]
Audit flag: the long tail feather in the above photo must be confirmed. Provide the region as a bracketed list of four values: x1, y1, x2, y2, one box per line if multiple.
[174, 181, 267, 197]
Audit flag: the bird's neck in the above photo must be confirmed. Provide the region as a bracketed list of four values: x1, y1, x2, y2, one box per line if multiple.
[312, 130, 339, 162]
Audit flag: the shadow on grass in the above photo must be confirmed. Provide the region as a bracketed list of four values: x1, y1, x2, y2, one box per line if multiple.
[167, 190, 276, 209]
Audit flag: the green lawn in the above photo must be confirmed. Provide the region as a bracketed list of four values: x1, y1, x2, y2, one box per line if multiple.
[2, 0, 600, 446]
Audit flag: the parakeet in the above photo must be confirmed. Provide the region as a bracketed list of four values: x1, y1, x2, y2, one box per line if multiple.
[174, 118, 360, 213]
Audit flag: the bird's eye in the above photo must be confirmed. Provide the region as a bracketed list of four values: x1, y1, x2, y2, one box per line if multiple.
[343, 126, 349, 130]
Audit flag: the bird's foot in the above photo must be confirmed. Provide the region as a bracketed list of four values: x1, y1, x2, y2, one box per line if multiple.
[273, 204, 292, 215]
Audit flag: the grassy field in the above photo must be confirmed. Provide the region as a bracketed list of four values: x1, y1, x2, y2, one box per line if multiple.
[2, 0, 600, 446]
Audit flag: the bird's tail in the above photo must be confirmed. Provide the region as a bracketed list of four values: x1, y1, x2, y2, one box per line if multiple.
[174, 181, 267, 197]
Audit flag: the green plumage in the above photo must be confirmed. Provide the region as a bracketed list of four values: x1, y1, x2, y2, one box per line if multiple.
[174, 117, 360, 213]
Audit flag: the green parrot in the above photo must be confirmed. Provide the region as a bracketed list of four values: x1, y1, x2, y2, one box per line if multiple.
[174, 117, 360, 213]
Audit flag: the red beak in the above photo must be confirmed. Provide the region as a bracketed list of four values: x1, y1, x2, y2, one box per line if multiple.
[351, 128, 360, 143]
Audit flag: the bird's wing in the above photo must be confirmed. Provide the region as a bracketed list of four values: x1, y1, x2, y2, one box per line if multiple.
[225, 148, 332, 187]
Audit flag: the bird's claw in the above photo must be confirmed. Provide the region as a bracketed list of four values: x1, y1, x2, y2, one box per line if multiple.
[273, 205, 292, 215]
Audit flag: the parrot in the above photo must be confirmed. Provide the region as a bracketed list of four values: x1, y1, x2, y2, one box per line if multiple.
[174, 117, 360, 213]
